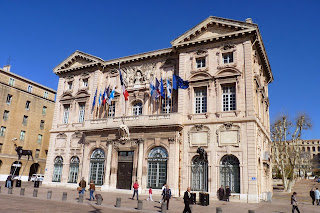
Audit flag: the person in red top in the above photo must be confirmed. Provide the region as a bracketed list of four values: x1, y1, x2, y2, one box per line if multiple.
[132, 180, 139, 200]
[147, 187, 153, 201]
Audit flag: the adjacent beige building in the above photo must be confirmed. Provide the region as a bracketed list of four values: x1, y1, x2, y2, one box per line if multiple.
[0, 65, 56, 181]
[43, 16, 273, 202]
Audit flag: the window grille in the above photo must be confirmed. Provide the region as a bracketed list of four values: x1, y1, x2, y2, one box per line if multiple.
[220, 155, 240, 193]
[108, 101, 115, 117]
[195, 88, 207, 113]
[6, 94, 12, 104]
[222, 85, 236, 111]
[161, 99, 171, 114]
[52, 156, 63, 182]
[147, 147, 168, 189]
[3, 110, 9, 121]
[63, 105, 70, 124]
[223, 53, 234, 64]
[196, 58, 206, 68]
[133, 102, 142, 115]
[78, 103, 85, 123]
[0, 127, 6, 137]
[68, 156, 80, 183]
[89, 149, 105, 185]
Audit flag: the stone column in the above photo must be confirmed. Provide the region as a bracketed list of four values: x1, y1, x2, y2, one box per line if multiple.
[137, 139, 144, 187]
[102, 141, 113, 189]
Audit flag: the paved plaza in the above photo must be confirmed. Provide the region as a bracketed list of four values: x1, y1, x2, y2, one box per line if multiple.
[0, 179, 319, 213]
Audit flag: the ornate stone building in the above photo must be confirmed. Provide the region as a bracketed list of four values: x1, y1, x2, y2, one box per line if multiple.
[43, 16, 273, 202]
[0, 65, 56, 181]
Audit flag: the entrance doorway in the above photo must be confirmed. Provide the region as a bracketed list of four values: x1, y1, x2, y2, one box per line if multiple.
[117, 151, 133, 189]
[29, 163, 40, 181]
[10, 161, 22, 176]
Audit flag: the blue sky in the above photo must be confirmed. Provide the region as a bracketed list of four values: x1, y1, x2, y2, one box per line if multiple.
[0, 0, 319, 139]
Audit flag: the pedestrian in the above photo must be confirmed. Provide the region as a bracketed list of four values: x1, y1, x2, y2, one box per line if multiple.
[218, 185, 225, 201]
[6, 175, 12, 188]
[225, 186, 231, 202]
[291, 192, 300, 213]
[89, 180, 95, 201]
[183, 187, 192, 213]
[146, 187, 153, 201]
[163, 185, 172, 210]
[315, 188, 320, 205]
[160, 183, 166, 203]
[132, 180, 139, 200]
[79, 177, 86, 194]
[310, 188, 315, 205]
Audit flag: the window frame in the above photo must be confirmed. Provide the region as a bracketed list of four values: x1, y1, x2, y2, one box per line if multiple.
[132, 101, 143, 116]
[222, 52, 234, 64]
[194, 87, 207, 114]
[196, 57, 206, 68]
[8, 78, 15, 86]
[78, 103, 85, 123]
[22, 115, 28, 126]
[44, 91, 49, 99]
[37, 134, 42, 144]
[6, 94, 12, 105]
[25, 101, 31, 110]
[42, 106, 47, 115]
[3, 110, 9, 121]
[0, 126, 6, 137]
[27, 85, 33, 93]
[222, 84, 236, 111]
[108, 101, 115, 117]
[63, 104, 70, 124]
[20, 130, 26, 141]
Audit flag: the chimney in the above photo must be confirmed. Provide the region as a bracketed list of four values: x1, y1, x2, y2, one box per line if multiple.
[245, 18, 253, 23]
[3, 65, 11, 72]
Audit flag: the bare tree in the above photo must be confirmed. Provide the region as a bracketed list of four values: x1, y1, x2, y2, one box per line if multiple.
[271, 114, 311, 192]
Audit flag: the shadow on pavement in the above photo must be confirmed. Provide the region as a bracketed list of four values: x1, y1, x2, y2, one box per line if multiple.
[87, 202, 102, 213]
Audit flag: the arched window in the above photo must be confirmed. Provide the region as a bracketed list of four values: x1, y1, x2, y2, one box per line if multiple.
[89, 149, 105, 185]
[220, 155, 240, 193]
[147, 147, 168, 189]
[10, 161, 22, 176]
[191, 156, 208, 191]
[52, 156, 63, 182]
[68, 156, 80, 183]
[132, 101, 143, 115]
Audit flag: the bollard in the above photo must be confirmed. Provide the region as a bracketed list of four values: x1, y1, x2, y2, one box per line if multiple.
[216, 207, 222, 213]
[0, 186, 1, 193]
[161, 202, 167, 213]
[79, 194, 83, 203]
[96, 196, 102, 205]
[33, 189, 38, 197]
[137, 200, 143, 210]
[248, 211, 255, 213]
[20, 188, 25, 195]
[115, 198, 121, 207]
[62, 192, 67, 201]
[8, 187, 13, 194]
[47, 191, 52, 199]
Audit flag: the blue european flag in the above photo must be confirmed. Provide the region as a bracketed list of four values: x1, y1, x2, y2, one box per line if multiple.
[160, 78, 165, 98]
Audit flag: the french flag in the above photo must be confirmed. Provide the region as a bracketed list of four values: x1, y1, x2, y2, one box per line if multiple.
[119, 69, 129, 101]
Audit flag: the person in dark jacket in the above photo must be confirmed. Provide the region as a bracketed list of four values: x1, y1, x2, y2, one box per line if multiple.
[291, 192, 300, 213]
[89, 180, 95, 201]
[6, 175, 12, 188]
[225, 186, 231, 202]
[163, 185, 172, 210]
[183, 187, 192, 213]
[310, 188, 315, 205]
[218, 185, 224, 200]
[79, 177, 86, 194]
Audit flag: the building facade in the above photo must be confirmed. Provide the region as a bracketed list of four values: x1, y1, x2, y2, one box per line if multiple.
[0, 65, 56, 181]
[299, 140, 320, 171]
[43, 16, 273, 202]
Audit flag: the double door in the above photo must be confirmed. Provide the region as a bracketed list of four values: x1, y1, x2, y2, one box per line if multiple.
[117, 151, 133, 189]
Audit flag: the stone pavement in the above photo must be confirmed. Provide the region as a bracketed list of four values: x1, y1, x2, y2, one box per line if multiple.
[0, 179, 320, 213]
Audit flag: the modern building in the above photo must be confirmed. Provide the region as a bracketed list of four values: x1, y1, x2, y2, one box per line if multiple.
[43, 16, 273, 202]
[0, 65, 56, 181]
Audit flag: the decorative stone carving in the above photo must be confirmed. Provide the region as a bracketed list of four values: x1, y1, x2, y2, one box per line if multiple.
[222, 43, 235, 50]
[168, 138, 175, 144]
[195, 124, 204, 131]
[224, 122, 233, 129]
[196, 147, 208, 162]
[188, 125, 210, 147]
[119, 124, 130, 142]
[216, 123, 240, 147]
[196, 49, 208, 55]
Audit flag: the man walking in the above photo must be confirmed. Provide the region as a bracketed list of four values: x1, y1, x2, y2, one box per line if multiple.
[160, 183, 166, 203]
[163, 185, 172, 210]
[310, 188, 315, 205]
[218, 185, 224, 200]
[291, 192, 300, 213]
[225, 186, 231, 202]
[79, 177, 86, 194]
[132, 180, 139, 200]
[183, 187, 192, 213]
[315, 188, 320, 205]
[6, 175, 12, 188]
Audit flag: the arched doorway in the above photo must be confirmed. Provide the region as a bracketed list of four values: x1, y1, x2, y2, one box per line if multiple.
[52, 156, 63, 182]
[191, 156, 208, 191]
[10, 161, 22, 176]
[89, 149, 105, 185]
[68, 156, 80, 183]
[29, 163, 40, 180]
[147, 147, 168, 189]
[220, 155, 240, 193]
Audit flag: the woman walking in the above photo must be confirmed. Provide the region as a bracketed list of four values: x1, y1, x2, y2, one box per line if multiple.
[89, 180, 95, 201]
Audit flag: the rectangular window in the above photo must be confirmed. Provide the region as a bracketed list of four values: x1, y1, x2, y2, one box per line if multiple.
[42, 106, 47, 115]
[44, 91, 49, 99]
[63, 105, 70, 124]
[3, 110, 9, 121]
[161, 99, 171, 114]
[6, 94, 12, 104]
[108, 101, 115, 117]
[222, 85, 236, 111]
[194, 88, 207, 114]
[20, 130, 26, 141]
[0, 143, 3, 153]
[25, 101, 31, 110]
[35, 149, 40, 158]
[22, 115, 28, 126]
[40, 120, 45, 130]
[68, 81, 73, 90]
[0, 127, 6, 137]
[37, 134, 42, 144]
[196, 58, 206, 68]
[45, 150, 48, 156]
[82, 78, 88, 87]
[78, 103, 85, 123]
[8, 78, 15, 86]
[223, 52, 234, 64]
[27, 85, 33, 93]
[312, 147, 315, 152]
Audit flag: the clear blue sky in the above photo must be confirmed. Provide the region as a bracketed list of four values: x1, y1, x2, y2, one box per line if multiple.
[1, 0, 319, 139]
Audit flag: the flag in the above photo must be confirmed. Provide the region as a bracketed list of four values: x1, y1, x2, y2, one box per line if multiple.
[172, 74, 178, 90]
[92, 88, 97, 112]
[105, 85, 110, 105]
[102, 88, 106, 106]
[150, 78, 155, 98]
[119, 68, 129, 100]
[160, 78, 165, 98]
[155, 78, 160, 99]
[167, 79, 172, 99]
[98, 90, 102, 107]
[108, 86, 115, 105]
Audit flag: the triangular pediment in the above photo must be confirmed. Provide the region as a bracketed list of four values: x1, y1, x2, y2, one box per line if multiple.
[53, 50, 104, 73]
[171, 16, 256, 47]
